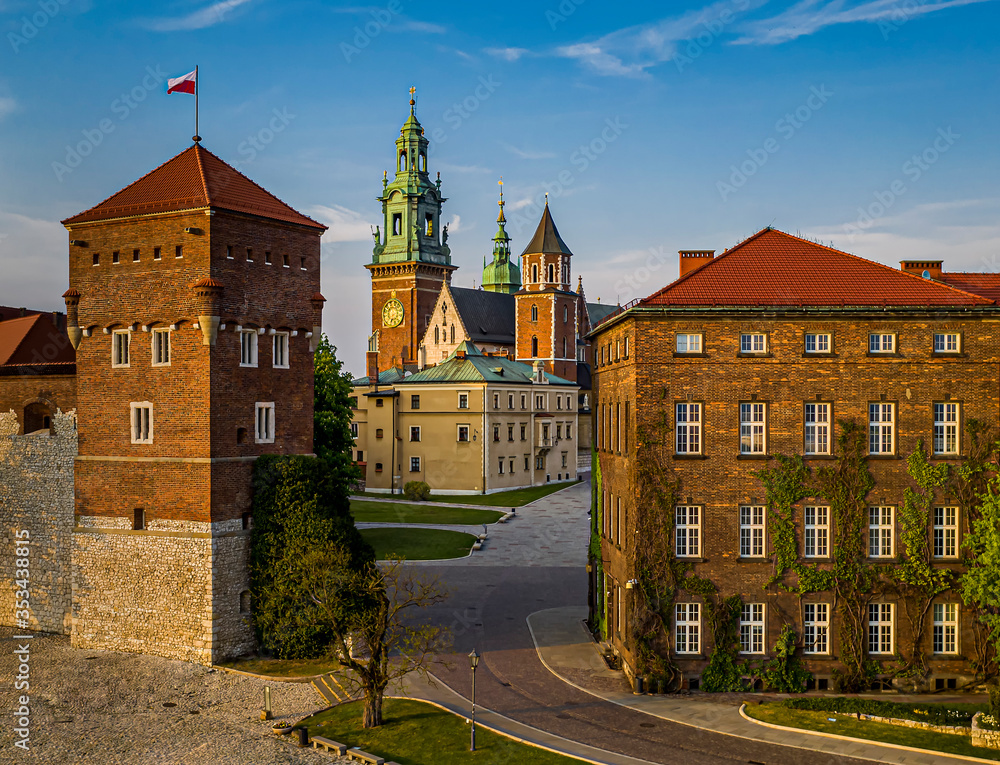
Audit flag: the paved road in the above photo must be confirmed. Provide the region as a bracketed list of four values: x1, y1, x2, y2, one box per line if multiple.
[414, 481, 880, 765]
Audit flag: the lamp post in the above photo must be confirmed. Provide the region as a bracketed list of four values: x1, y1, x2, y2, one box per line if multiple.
[469, 648, 480, 751]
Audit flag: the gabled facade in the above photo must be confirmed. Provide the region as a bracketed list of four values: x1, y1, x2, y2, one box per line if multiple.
[418, 282, 516, 366]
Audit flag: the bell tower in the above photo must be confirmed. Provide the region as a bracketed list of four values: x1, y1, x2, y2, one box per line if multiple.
[481, 178, 522, 294]
[367, 88, 456, 372]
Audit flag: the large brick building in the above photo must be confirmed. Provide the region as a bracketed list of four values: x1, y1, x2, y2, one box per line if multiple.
[591, 228, 1000, 693]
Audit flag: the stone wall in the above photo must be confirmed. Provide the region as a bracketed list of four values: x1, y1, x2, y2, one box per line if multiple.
[972, 714, 1000, 749]
[0, 409, 76, 634]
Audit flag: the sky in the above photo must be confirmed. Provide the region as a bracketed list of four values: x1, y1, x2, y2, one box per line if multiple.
[1, 0, 998, 374]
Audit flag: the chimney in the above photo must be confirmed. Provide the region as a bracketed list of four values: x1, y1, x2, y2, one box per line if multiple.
[679, 250, 715, 276]
[900, 260, 943, 279]
[366, 351, 379, 391]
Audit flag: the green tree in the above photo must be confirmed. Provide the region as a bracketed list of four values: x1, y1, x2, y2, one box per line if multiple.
[961, 478, 1000, 714]
[314, 334, 361, 484]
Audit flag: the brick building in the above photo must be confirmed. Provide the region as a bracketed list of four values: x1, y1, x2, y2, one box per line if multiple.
[591, 228, 1000, 693]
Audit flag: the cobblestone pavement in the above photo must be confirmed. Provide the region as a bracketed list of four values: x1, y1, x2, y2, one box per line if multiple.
[0, 628, 350, 765]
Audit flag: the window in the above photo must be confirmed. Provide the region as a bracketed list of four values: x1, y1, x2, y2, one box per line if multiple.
[282, 253, 289, 268]
[246, 248, 253, 262]
[175, 245, 183, 259]
[507, 393, 514, 409]
[869, 333, 895, 353]
[410, 426, 420, 442]
[151, 328, 170, 366]
[227, 245, 234, 259]
[411, 395, 420, 409]
[93, 253, 100, 266]
[375, 428, 384, 439]
[410, 456, 421, 472]
[493, 392, 500, 409]
[740, 505, 765, 557]
[674, 333, 702, 353]
[556, 424, 562, 439]
[566, 395, 572, 410]
[112, 250, 120, 264]
[561, 452, 567, 468]
[557, 397, 562, 410]
[133, 508, 145, 530]
[869, 403, 894, 454]
[740, 604, 765, 654]
[434, 326, 440, 344]
[535, 455, 544, 470]
[868, 506, 894, 558]
[272, 332, 289, 368]
[868, 603, 894, 654]
[532, 264, 538, 283]
[425, 213, 433, 236]
[520, 424, 526, 440]
[535, 395, 544, 409]
[392, 213, 402, 236]
[240, 330, 258, 367]
[804, 403, 830, 455]
[498, 457, 504, 474]
[255, 403, 275, 443]
[153, 247, 161, 260]
[566, 424, 572, 439]
[300, 257, 307, 271]
[525, 456, 530, 471]
[933, 603, 958, 654]
[675, 403, 702, 454]
[740, 333, 766, 353]
[675, 506, 700, 557]
[493, 425, 500, 442]
[240, 590, 251, 614]
[547, 264, 554, 282]
[132, 249, 140, 262]
[457, 425, 470, 442]
[508, 424, 514, 441]
[130, 402, 153, 444]
[675, 603, 700, 654]
[112, 330, 130, 367]
[450, 325, 455, 343]
[624, 336, 629, 358]
[531, 336, 538, 357]
[804, 506, 829, 558]
[458, 393, 469, 409]
[933, 506, 958, 559]
[804, 604, 829, 654]
[530, 305, 538, 324]
[509, 458, 515, 473]
[375, 462, 383, 472]
[934, 333, 960, 353]
[563, 305, 568, 322]
[740, 402, 766, 454]
[521, 394, 527, 410]
[805, 333, 831, 353]
[933, 403, 959, 455]
[350, 423, 358, 438]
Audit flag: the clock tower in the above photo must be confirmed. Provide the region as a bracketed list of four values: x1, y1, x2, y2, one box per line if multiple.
[367, 89, 456, 372]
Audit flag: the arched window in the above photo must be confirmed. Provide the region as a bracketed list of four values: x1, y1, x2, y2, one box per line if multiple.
[435, 326, 440, 343]
[419, 153, 426, 172]
[563, 305, 568, 322]
[22, 402, 52, 434]
[450, 325, 455, 343]
[532, 264, 538, 283]
[530, 305, 538, 322]
[399, 151, 407, 171]
[547, 264, 554, 282]
[563, 337, 567, 358]
[531, 336, 538, 357]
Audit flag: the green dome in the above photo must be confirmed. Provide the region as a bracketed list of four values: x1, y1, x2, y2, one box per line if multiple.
[481, 181, 522, 294]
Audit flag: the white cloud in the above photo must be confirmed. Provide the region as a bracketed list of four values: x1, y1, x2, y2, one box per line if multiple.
[398, 19, 446, 34]
[307, 204, 375, 243]
[446, 214, 463, 233]
[734, 0, 995, 45]
[140, 0, 255, 32]
[502, 143, 557, 160]
[485, 47, 529, 62]
[0, 97, 17, 122]
[0, 210, 69, 311]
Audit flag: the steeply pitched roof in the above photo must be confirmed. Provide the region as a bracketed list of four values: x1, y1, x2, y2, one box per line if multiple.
[640, 228, 996, 308]
[62, 144, 326, 230]
[586, 302, 618, 325]
[0, 314, 75, 369]
[404, 341, 574, 385]
[450, 287, 516, 344]
[521, 204, 573, 256]
[938, 273, 1000, 303]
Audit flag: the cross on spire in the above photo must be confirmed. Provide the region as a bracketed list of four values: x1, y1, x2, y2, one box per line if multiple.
[408, 86, 416, 113]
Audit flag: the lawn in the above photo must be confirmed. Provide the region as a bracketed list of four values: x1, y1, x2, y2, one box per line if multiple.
[351, 500, 504, 525]
[745, 701, 1000, 761]
[216, 655, 343, 678]
[296, 697, 585, 765]
[360, 527, 477, 560]
[354, 480, 580, 507]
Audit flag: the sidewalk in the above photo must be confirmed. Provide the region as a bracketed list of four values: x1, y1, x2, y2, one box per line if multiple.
[526, 606, 994, 765]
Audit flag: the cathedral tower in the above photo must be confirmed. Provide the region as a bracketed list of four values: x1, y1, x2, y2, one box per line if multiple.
[367, 89, 456, 372]
[481, 179, 522, 294]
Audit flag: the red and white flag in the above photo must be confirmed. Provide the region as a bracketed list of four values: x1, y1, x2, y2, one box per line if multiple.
[167, 70, 197, 95]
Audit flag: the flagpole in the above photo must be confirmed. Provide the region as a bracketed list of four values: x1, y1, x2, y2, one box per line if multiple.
[194, 65, 200, 143]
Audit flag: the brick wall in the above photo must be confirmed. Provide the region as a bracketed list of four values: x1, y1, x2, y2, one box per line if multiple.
[0, 374, 76, 434]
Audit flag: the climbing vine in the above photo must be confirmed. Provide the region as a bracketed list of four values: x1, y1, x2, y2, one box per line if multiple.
[589, 442, 606, 640]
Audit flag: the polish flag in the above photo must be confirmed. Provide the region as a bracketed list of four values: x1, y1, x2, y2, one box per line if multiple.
[167, 70, 197, 95]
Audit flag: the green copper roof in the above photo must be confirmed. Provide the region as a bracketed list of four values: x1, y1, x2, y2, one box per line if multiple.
[481, 181, 522, 294]
[402, 341, 574, 385]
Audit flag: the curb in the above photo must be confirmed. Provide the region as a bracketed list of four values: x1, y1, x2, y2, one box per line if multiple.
[738, 703, 1000, 765]
[213, 665, 329, 683]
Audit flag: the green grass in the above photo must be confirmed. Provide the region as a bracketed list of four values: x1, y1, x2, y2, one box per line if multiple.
[360, 527, 477, 560]
[216, 655, 343, 678]
[354, 480, 580, 507]
[746, 702, 1000, 761]
[296, 698, 584, 765]
[351, 500, 504, 525]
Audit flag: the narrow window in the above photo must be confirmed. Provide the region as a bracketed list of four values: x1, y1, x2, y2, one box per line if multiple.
[493, 392, 500, 409]
[520, 424, 526, 440]
[624, 336, 629, 358]
[112, 330, 131, 367]
[868, 603, 894, 654]
[151, 328, 171, 366]
[272, 332, 289, 369]
[547, 263, 554, 282]
[508, 393, 514, 409]
[532, 264, 538, 283]
[493, 425, 501, 442]
[563, 305, 568, 322]
[130, 402, 153, 444]
[804, 403, 830, 455]
[255, 402, 275, 443]
[740, 333, 766, 353]
[265, 251, 272, 265]
[675, 603, 700, 654]
[739, 604, 765, 654]
[934, 333, 960, 353]
[868, 506, 894, 557]
[227, 245, 234, 259]
[282, 253, 289, 268]
[933, 402, 959, 455]
[112, 250, 120, 264]
[675, 402, 702, 454]
[93, 253, 100, 266]
[450, 325, 455, 343]
[531, 305, 538, 322]
[133, 508, 145, 530]
[675, 506, 701, 557]
[411, 395, 420, 409]
[175, 245, 183, 259]
[531, 336, 538, 357]
[508, 424, 514, 441]
[410, 426, 420, 442]
[393, 213, 402, 236]
[521, 394, 527, 410]
[242, 512, 251, 530]
[804, 506, 829, 558]
[739, 505, 765, 557]
[300, 257, 307, 271]
[740, 402, 766, 454]
[933, 603, 958, 654]
[566, 424, 572, 439]
[375, 428, 384, 439]
[350, 423, 359, 438]
[509, 458, 515, 473]
[805, 333, 830, 353]
[132, 249, 140, 262]
[434, 326, 440, 343]
[240, 590, 251, 614]
[869, 333, 895, 353]
[869, 403, 894, 454]
[933, 506, 958, 558]
[240, 330, 258, 367]
[804, 604, 829, 654]
[410, 456, 421, 472]
[458, 392, 469, 409]
[153, 247, 161, 261]
[425, 213, 433, 236]
[375, 462, 383, 472]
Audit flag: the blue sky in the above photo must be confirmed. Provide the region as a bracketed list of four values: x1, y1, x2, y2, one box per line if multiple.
[1, 0, 998, 372]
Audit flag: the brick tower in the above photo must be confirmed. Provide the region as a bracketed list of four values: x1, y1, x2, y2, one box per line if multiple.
[515, 200, 578, 381]
[367, 89, 455, 372]
[62, 143, 326, 664]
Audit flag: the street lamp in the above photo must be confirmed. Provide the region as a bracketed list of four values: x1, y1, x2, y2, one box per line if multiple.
[469, 648, 480, 751]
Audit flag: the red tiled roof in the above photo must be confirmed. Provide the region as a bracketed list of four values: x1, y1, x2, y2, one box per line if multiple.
[640, 228, 996, 308]
[0, 314, 75, 367]
[938, 273, 1000, 303]
[62, 144, 326, 230]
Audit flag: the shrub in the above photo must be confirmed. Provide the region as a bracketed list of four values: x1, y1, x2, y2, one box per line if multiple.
[403, 481, 431, 501]
[783, 696, 983, 726]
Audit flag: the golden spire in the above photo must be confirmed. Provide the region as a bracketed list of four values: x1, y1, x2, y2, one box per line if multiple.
[408, 86, 416, 112]
[497, 177, 506, 224]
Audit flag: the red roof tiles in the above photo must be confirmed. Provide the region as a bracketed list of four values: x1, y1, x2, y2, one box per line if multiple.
[0, 314, 75, 367]
[640, 228, 996, 308]
[62, 144, 326, 230]
[938, 273, 1000, 303]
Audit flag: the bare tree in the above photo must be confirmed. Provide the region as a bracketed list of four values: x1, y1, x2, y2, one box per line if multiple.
[295, 544, 450, 728]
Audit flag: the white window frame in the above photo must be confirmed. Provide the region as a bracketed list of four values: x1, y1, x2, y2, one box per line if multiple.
[740, 333, 766, 353]
[804, 332, 831, 354]
[803, 603, 829, 654]
[933, 402, 959, 455]
[457, 424, 470, 442]
[739, 603, 765, 655]
[130, 402, 153, 444]
[868, 603, 894, 655]
[933, 506, 958, 559]
[458, 392, 469, 409]
[151, 328, 170, 367]
[255, 402, 275, 444]
[675, 402, 702, 455]
[740, 505, 765, 557]
[933, 603, 958, 655]
[112, 329, 131, 368]
[804, 505, 829, 558]
[740, 402, 766, 454]
[410, 456, 421, 473]
[675, 603, 700, 654]
[868, 506, 894, 558]
[350, 422, 359, 438]
[675, 505, 701, 558]
[869, 333, 895, 353]
[272, 331, 290, 369]
[240, 330, 259, 368]
[933, 333, 960, 353]
[410, 426, 421, 442]
[676, 333, 702, 353]
[804, 403, 830, 455]
[869, 403, 895, 455]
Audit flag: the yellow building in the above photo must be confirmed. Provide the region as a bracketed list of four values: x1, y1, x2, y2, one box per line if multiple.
[350, 341, 579, 495]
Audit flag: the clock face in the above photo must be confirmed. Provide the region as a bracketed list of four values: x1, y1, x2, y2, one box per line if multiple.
[382, 298, 404, 328]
